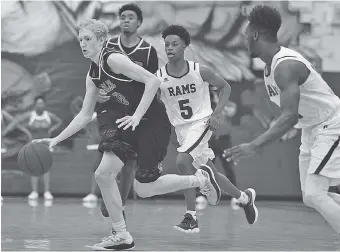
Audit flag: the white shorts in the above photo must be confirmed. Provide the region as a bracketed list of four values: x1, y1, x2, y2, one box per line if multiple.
[175, 117, 215, 169]
[299, 109, 340, 192]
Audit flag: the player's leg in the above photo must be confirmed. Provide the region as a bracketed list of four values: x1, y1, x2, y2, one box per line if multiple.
[92, 111, 136, 250]
[328, 191, 340, 206]
[210, 135, 240, 210]
[301, 130, 340, 233]
[174, 153, 199, 233]
[178, 120, 257, 224]
[101, 160, 135, 219]
[205, 159, 258, 224]
[119, 160, 136, 209]
[303, 174, 340, 233]
[93, 152, 135, 250]
[132, 119, 220, 205]
[43, 172, 53, 200]
[28, 176, 39, 200]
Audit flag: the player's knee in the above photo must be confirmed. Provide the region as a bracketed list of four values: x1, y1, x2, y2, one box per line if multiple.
[176, 153, 194, 175]
[133, 180, 152, 198]
[95, 164, 118, 184]
[302, 190, 323, 208]
[94, 167, 108, 184]
[302, 193, 314, 208]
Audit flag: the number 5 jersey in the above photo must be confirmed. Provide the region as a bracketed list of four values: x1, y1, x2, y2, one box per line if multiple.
[157, 61, 213, 128]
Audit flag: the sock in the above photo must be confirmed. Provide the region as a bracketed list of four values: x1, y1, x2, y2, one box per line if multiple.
[186, 210, 197, 220]
[237, 191, 249, 205]
[122, 205, 125, 211]
[112, 220, 126, 234]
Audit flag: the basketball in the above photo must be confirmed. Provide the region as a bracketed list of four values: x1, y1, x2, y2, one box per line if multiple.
[17, 142, 53, 176]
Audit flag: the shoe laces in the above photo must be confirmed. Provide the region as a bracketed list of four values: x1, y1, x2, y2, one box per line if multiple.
[200, 186, 210, 196]
[101, 234, 123, 243]
[200, 177, 211, 196]
[181, 214, 194, 225]
[197, 170, 211, 196]
[101, 230, 116, 241]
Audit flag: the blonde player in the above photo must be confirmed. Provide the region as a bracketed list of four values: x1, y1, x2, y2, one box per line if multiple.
[36, 19, 223, 250]
[225, 5, 340, 234]
[157, 25, 258, 233]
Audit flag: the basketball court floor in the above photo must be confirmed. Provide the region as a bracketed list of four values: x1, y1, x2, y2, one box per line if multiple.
[1, 198, 339, 251]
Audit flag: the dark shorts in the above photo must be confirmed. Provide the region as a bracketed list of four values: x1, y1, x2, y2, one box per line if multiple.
[97, 110, 171, 183]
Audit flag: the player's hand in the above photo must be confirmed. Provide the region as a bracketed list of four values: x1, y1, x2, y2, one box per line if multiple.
[97, 89, 110, 103]
[223, 142, 256, 163]
[207, 113, 220, 132]
[116, 115, 141, 131]
[32, 138, 58, 150]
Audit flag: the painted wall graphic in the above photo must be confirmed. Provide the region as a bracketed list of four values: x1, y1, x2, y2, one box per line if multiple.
[1, 1, 339, 197]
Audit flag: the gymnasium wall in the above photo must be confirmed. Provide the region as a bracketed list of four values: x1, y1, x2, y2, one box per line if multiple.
[2, 1, 340, 198]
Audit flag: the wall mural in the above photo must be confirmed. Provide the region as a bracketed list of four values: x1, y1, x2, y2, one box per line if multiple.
[1, 1, 338, 160]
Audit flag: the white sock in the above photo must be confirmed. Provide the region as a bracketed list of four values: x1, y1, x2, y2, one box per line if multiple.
[112, 220, 126, 234]
[122, 205, 125, 211]
[186, 210, 197, 220]
[237, 191, 249, 205]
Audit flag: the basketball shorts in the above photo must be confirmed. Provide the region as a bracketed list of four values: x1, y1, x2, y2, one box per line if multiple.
[134, 115, 171, 183]
[299, 108, 340, 192]
[97, 110, 137, 162]
[97, 109, 171, 183]
[175, 117, 215, 169]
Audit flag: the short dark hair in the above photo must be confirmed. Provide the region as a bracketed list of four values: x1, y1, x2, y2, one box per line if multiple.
[162, 25, 191, 46]
[248, 5, 281, 41]
[34, 96, 45, 103]
[119, 4, 143, 23]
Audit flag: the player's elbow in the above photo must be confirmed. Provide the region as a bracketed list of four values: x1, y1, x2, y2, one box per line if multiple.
[145, 75, 160, 90]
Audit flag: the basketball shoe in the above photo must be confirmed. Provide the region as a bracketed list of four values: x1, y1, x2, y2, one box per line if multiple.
[93, 231, 135, 251]
[174, 213, 199, 233]
[239, 188, 258, 224]
[28, 191, 39, 200]
[44, 191, 53, 200]
[196, 165, 221, 205]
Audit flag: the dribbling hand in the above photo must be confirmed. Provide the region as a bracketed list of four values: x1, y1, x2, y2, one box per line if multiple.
[32, 138, 58, 150]
[116, 115, 141, 131]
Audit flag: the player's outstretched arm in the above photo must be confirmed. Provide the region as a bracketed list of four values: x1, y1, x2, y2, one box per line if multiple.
[224, 60, 301, 162]
[200, 65, 231, 131]
[250, 60, 301, 150]
[107, 53, 161, 130]
[35, 75, 99, 148]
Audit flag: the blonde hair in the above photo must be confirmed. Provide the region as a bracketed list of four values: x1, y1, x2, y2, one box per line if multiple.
[79, 19, 108, 40]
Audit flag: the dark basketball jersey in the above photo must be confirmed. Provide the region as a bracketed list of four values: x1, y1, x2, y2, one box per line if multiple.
[107, 36, 153, 73]
[91, 37, 166, 120]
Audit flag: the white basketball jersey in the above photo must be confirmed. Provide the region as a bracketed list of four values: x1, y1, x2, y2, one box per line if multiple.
[28, 110, 51, 128]
[264, 46, 340, 129]
[156, 61, 213, 127]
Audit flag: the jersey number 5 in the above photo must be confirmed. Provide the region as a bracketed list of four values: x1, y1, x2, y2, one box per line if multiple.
[178, 99, 193, 119]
